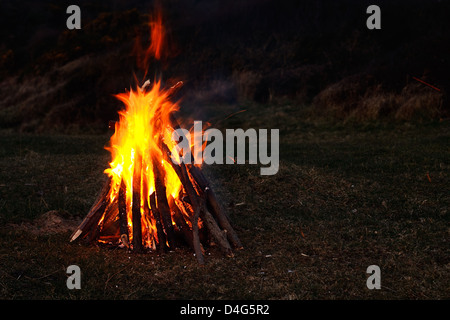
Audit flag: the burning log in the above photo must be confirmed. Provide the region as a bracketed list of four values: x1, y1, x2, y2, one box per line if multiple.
[131, 153, 144, 253]
[169, 195, 194, 250]
[191, 199, 205, 265]
[149, 191, 167, 252]
[70, 178, 111, 242]
[168, 113, 243, 249]
[118, 180, 129, 248]
[180, 161, 205, 264]
[152, 155, 176, 248]
[70, 84, 241, 264]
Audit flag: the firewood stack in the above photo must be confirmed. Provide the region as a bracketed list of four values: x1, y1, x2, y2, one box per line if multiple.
[70, 114, 242, 264]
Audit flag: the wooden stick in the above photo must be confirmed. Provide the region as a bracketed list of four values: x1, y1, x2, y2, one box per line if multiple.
[94, 200, 118, 242]
[169, 196, 194, 249]
[188, 199, 205, 265]
[162, 139, 205, 263]
[118, 179, 129, 248]
[160, 139, 200, 210]
[149, 191, 167, 252]
[141, 175, 154, 249]
[200, 191, 233, 257]
[70, 178, 111, 242]
[169, 112, 231, 222]
[175, 197, 205, 264]
[204, 186, 242, 249]
[179, 163, 206, 264]
[187, 164, 242, 249]
[167, 81, 184, 96]
[160, 142, 183, 178]
[152, 156, 176, 248]
[132, 153, 143, 253]
[162, 125, 242, 249]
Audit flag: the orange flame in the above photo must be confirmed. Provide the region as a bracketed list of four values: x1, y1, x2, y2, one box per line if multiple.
[148, 12, 164, 61]
[97, 10, 200, 249]
[102, 80, 182, 248]
[133, 10, 166, 74]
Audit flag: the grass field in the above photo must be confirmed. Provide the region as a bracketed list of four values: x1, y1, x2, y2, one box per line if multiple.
[0, 103, 448, 299]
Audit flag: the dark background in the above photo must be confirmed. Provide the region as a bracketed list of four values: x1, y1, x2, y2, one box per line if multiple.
[0, 0, 449, 132]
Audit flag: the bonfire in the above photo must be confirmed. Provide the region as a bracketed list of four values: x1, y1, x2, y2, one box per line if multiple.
[70, 10, 242, 264]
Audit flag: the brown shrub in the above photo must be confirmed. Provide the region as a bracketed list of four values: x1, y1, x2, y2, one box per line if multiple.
[312, 75, 444, 122]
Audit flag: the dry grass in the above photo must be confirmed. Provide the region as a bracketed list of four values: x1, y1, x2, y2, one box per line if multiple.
[312, 76, 445, 122]
[0, 109, 448, 299]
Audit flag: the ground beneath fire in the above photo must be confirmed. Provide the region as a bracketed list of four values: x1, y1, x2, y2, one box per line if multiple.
[0, 104, 448, 299]
[9, 210, 80, 236]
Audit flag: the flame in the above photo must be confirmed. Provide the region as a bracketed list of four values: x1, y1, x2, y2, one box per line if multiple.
[133, 9, 166, 74]
[102, 80, 183, 248]
[148, 12, 164, 60]
[96, 10, 201, 250]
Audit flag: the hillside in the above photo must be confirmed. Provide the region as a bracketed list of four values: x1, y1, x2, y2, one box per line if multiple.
[0, 0, 449, 132]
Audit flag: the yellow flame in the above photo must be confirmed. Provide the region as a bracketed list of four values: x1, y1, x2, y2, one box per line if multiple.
[103, 80, 182, 246]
